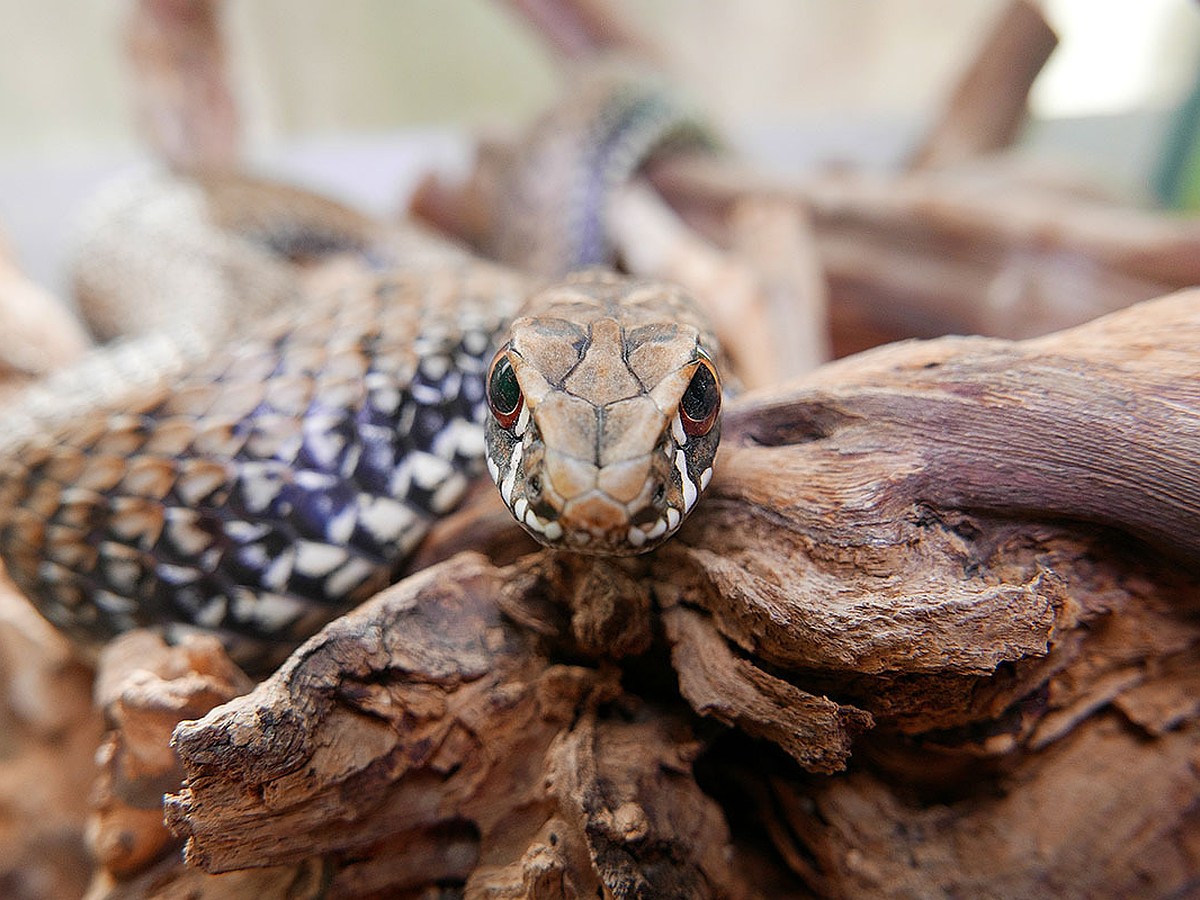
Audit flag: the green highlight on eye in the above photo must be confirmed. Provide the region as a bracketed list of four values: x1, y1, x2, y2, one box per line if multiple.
[487, 354, 524, 429]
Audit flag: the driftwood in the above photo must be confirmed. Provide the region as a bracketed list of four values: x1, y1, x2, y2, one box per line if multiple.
[650, 156, 1200, 341]
[3, 3, 1200, 898]
[908, 0, 1058, 170]
[0, 572, 100, 900]
[498, 0, 658, 64]
[126, 0, 239, 174]
[0, 229, 90, 399]
[145, 291, 1200, 897]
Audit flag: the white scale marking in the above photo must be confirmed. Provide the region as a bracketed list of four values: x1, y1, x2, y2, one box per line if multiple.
[700, 466, 713, 491]
[411, 382, 444, 405]
[295, 470, 337, 491]
[389, 458, 413, 497]
[194, 597, 227, 629]
[543, 521, 563, 540]
[95, 590, 136, 614]
[463, 330, 490, 356]
[429, 471, 468, 514]
[241, 590, 307, 632]
[339, 444, 363, 478]
[200, 548, 221, 573]
[486, 454, 500, 485]
[295, 541, 349, 577]
[325, 556, 375, 597]
[262, 547, 296, 591]
[238, 462, 282, 513]
[672, 413, 687, 447]
[500, 441, 523, 505]
[434, 419, 484, 460]
[166, 511, 211, 556]
[645, 518, 668, 540]
[675, 449, 698, 512]
[303, 415, 345, 468]
[373, 387, 401, 414]
[515, 404, 530, 436]
[627, 527, 647, 547]
[157, 562, 200, 585]
[105, 558, 141, 594]
[326, 504, 358, 545]
[411, 452, 452, 490]
[224, 520, 271, 543]
[666, 507, 681, 531]
[359, 496, 417, 543]
[420, 355, 450, 381]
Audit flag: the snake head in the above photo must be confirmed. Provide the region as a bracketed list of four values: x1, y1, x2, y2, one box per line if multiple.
[483, 275, 722, 555]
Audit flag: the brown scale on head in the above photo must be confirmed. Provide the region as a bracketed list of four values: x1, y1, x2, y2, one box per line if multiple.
[484, 270, 722, 554]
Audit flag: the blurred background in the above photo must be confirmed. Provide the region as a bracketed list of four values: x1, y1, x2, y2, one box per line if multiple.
[0, 0, 1198, 291]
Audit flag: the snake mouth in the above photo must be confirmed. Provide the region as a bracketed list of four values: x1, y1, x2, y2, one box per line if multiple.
[486, 409, 717, 555]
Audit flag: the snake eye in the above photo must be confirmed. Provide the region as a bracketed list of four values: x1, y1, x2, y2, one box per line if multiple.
[680, 357, 720, 437]
[487, 352, 524, 429]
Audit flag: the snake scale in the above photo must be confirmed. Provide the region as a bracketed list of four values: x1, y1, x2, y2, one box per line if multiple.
[0, 73, 724, 667]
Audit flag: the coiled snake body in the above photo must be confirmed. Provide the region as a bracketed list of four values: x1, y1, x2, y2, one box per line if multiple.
[0, 169, 722, 666]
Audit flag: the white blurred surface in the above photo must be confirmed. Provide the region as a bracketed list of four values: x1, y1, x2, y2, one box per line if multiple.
[0, 1, 1195, 299]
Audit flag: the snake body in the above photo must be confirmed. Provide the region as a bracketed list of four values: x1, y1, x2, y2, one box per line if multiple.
[0, 176, 721, 665]
[0, 71, 723, 665]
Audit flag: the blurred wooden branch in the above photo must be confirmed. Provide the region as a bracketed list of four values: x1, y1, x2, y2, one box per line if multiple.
[154, 290, 1200, 896]
[126, 0, 239, 173]
[0, 229, 90, 397]
[650, 156, 1200, 338]
[499, 0, 658, 62]
[909, 0, 1058, 169]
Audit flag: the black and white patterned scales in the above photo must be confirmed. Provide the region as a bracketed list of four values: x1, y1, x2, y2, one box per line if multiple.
[0, 266, 522, 664]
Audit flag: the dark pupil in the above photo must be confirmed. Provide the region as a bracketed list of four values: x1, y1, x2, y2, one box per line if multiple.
[681, 364, 718, 421]
[489, 357, 521, 415]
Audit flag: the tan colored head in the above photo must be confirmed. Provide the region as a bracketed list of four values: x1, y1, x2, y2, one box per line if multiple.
[484, 272, 722, 554]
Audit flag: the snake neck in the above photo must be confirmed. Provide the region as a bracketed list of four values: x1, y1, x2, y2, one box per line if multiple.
[0, 266, 519, 668]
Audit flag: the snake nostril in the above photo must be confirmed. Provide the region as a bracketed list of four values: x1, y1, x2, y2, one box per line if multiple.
[652, 481, 666, 507]
[527, 473, 543, 498]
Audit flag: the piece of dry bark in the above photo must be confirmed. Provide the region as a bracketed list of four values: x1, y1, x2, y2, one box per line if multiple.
[126, 0, 239, 174]
[0, 230, 91, 400]
[726, 196, 830, 374]
[909, 0, 1058, 169]
[166, 552, 762, 897]
[499, 0, 658, 64]
[89, 630, 252, 886]
[760, 707, 1200, 899]
[154, 289, 1200, 897]
[0, 570, 100, 900]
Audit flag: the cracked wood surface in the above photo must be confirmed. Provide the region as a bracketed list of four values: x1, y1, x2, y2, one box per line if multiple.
[151, 289, 1200, 898]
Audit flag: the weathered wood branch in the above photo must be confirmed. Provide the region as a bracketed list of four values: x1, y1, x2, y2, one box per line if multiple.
[126, 0, 239, 173]
[155, 289, 1200, 896]
[0, 229, 90, 395]
[725, 290, 1200, 564]
[0, 571, 100, 900]
[651, 157, 1200, 338]
[499, 0, 659, 64]
[909, 0, 1058, 169]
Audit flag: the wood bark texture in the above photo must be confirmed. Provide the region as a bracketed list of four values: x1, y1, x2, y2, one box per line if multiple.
[3, 2, 1200, 897]
[141, 291, 1200, 898]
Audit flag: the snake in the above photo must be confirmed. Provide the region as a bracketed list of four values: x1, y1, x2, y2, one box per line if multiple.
[0, 73, 724, 667]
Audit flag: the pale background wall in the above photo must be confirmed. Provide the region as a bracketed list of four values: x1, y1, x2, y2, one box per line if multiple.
[2, 1, 1196, 154]
[0, 0, 1197, 288]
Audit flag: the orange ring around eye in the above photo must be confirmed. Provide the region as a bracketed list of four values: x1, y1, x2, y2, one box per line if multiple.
[680, 356, 720, 437]
[487, 351, 524, 429]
